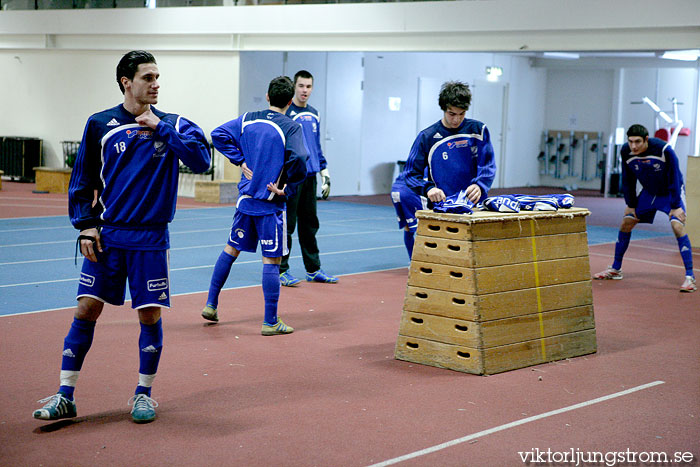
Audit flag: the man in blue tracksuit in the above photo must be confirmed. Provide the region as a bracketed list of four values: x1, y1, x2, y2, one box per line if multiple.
[394, 80, 496, 258]
[278, 70, 338, 287]
[201, 76, 308, 332]
[33, 50, 211, 424]
[594, 124, 695, 292]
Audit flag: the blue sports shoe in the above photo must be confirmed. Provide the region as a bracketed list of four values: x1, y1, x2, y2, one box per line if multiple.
[306, 270, 338, 284]
[33, 393, 77, 420]
[129, 394, 158, 424]
[280, 271, 302, 287]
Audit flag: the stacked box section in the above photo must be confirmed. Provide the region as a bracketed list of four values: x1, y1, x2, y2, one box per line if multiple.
[394, 207, 597, 375]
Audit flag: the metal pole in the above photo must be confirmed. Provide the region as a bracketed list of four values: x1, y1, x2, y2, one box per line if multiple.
[604, 133, 614, 198]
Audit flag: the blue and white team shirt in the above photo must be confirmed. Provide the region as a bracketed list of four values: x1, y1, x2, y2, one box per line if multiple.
[621, 137, 685, 210]
[211, 109, 308, 216]
[286, 103, 327, 176]
[402, 118, 496, 201]
[68, 104, 211, 250]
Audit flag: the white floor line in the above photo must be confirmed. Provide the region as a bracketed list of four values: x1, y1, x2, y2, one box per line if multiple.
[0, 213, 65, 221]
[0, 245, 405, 286]
[625, 243, 699, 256]
[367, 381, 666, 467]
[0, 196, 67, 202]
[0, 277, 78, 288]
[589, 251, 699, 272]
[0, 203, 67, 209]
[591, 240, 699, 256]
[0, 225, 72, 233]
[0, 266, 408, 317]
[0, 229, 399, 264]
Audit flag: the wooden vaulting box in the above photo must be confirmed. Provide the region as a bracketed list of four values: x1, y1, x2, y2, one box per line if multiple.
[394, 207, 597, 375]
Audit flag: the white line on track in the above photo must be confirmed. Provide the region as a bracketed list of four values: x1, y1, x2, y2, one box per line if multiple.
[0, 225, 73, 233]
[0, 245, 404, 287]
[591, 238, 700, 256]
[367, 381, 666, 467]
[0, 266, 408, 317]
[588, 251, 699, 272]
[0, 228, 398, 252]
[0, 203, 67, 209]
[0, 277, 78, 288]
[0, 196, 66, 202]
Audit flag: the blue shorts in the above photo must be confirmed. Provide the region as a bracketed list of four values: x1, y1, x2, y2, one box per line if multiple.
[391, 182, 426, 230]
[77, 247, 170, 309]
[227, 210, 288, 257]
[632, 189, 686, 224]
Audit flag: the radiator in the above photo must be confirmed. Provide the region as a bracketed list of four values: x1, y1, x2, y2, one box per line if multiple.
[0, 137, 43, 181]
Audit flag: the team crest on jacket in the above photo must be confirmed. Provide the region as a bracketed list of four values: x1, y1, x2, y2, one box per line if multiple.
[153, 140, 166, 157]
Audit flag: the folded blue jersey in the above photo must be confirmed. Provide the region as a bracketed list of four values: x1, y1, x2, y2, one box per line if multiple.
[478, 194, 575, 212]
[432, 189, 474, 214]
[511, 194, 575, 211]
[478, 195, 520, 213]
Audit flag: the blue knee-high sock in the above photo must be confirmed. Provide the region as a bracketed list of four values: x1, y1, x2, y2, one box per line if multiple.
[136, 318, 163, 397]
[206, 250, 237, 309]
[262, 263, 281, 325]
[612, 231, 632, 270]
[677, 235, 694, 277]
[59, 318, 96, 400]
[404, 229, 415, 259]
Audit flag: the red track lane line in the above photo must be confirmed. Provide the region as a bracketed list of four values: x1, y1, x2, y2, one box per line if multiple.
[368, 381, 666, 467]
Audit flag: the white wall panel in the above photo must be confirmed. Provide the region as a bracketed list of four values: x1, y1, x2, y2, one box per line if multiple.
[0, 50, 239, 172]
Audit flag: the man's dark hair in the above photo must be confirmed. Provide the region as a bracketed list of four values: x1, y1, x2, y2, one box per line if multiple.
[293, 70, 313, 86]
[268, 76, 294, 108]
[116, 50, 157, 94]
[438, 81, 472, 111]
[627, 124, 649, 139]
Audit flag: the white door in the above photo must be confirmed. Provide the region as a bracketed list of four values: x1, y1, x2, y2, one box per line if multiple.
[324, 53, 364, 195]
[416, 77, 444, 133]
[470, 81, 507, 188]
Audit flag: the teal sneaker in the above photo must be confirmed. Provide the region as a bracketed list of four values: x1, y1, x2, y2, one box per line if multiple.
[201, 305, 218, 322]
[280, 271, 302, 287]
[261, 319, 294, 336]
[306, 270, 338, 284]
[33, 393, 77, 421]
[129, 394, 158, 424]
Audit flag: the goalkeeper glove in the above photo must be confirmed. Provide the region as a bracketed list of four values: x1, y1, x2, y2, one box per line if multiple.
[320, 168, 331, 199]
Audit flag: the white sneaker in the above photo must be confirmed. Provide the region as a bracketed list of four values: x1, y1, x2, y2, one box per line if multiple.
[680, 276, 697, 293]
[593, 267, 623, 280]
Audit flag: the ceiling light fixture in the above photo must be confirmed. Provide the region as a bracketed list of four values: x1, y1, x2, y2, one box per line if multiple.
[486, 66, 503, 82]
[660, 49, 700, 61]
[542, 52, 580, 60]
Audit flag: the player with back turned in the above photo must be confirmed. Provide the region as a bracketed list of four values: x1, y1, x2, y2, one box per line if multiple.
[201, 76, 308, 333]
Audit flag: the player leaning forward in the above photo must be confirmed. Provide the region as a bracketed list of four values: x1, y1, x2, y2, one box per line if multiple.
[394, 80, 495, 258]
[594, 124, 695, 292]
[32, 51, 211, 423]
